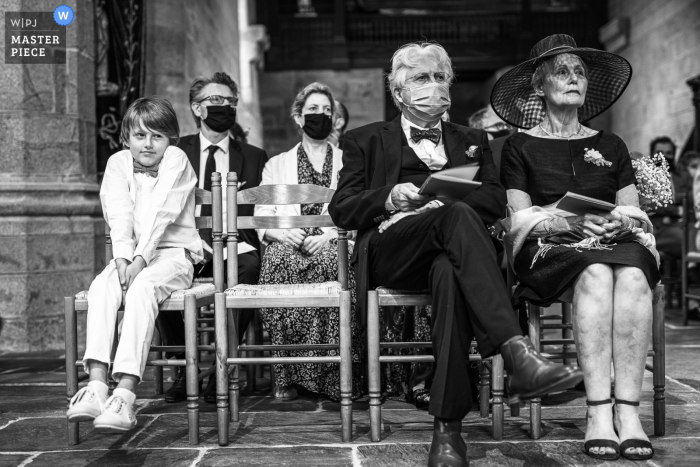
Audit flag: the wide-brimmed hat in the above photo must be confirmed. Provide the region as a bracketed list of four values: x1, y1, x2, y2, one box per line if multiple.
[490, 34, 632, 129]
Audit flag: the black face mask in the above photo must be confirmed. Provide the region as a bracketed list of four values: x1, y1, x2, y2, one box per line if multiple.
[302, 113, 333, 140]
[487, 129, 511, 139]
[203, 105, 236, 133]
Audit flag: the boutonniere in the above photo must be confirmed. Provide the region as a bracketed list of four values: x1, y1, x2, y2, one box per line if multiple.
[583, 148, 612, 167]
[466, 145, 480, 158]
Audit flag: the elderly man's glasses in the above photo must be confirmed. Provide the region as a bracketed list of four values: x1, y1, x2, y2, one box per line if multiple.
[408, 72, 449, 85]
[198, 95, 237, 106]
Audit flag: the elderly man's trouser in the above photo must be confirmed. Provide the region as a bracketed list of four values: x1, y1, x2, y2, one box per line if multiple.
[82, 248, 194, 381]
[369, 201, 521, 420]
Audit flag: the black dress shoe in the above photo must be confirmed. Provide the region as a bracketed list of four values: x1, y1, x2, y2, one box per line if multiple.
[500, 336, 583, 403]
[428, 418, 468, 467]
[164, 367, 201, 403]
[204, 376, 216, 404]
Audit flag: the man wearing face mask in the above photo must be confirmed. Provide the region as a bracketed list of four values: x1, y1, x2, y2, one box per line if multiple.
[329, 43, 582, 467]
[468, 105, 515, 173]
[157, 72, 268, 404]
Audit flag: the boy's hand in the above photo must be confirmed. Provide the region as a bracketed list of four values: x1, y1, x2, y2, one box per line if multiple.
[115, 258, 130, 290]
[124, 256, 146, 290]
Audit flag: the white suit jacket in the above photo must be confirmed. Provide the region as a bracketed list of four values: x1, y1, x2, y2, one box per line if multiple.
[255, 142, 343, 244]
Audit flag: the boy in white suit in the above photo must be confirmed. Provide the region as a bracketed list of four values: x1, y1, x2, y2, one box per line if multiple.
[66, 96, 202, 432]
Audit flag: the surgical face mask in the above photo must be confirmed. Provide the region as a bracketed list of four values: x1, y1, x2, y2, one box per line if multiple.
[400, 82, 451, 121]
[302, 113, 333, 140]
[487, 129, 511, 139]
[203, 105, 236, 133]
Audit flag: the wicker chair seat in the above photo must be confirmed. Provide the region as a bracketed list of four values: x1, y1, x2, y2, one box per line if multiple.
[74, 283, 215, 301]
[225, 281, 341, 297]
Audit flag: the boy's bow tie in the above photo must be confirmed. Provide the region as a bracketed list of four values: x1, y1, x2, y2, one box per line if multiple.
[410, 126, 441, 145]
[133, 160, 160, 177]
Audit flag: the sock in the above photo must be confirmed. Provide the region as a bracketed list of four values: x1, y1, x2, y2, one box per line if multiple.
[112, 387, 136, 407]
[87, 380, 109, 402]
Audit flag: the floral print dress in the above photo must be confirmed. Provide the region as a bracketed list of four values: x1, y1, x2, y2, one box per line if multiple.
[259, 143, 362, 400]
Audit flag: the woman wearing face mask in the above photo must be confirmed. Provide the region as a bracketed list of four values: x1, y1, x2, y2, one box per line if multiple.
[255, 82, 362, 402]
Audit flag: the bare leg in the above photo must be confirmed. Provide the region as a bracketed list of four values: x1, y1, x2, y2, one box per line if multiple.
[573, 264, 619, 456]
[87, 360, 109, 385]
[116, 375, 139, 393]
[612, 266, 653, 457]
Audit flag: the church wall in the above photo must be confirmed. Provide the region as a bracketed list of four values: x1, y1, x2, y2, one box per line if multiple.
[606, 0, 700, 156]
[0, 0, 102, 351]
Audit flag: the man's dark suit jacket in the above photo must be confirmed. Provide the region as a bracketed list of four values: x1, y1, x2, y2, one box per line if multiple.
[328, 117, 506, 325]
[178, 134, 268, 250]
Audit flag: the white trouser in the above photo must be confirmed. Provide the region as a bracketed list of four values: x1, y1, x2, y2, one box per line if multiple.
[83, 248, 193, 381]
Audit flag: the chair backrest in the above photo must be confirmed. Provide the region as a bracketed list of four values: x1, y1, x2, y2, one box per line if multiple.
[226, 171, 349, 291]
[104, 173, 225, 291]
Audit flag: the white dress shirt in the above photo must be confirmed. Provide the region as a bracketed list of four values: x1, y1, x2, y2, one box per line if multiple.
[198, 133, 254, 255]
[100, 146, 203, 265]
[401, 114, 448, 170]
[386, 115, 449, 211]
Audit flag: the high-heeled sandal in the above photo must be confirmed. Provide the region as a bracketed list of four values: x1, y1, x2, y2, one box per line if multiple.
[582, 399, 621, 460]
[614, 398, 655, 460]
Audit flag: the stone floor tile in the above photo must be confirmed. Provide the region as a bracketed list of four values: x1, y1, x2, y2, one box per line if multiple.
[200, 446, 354, 466]
[26, 449, 201, 467]
[0, 454, 34, 467]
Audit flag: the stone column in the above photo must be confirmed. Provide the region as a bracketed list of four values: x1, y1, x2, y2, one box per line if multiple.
[0, 0, 102, 352]
[687, 74, 700, 152]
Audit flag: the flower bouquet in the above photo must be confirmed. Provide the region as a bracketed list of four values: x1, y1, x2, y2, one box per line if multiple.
[630, 152, 673, 212]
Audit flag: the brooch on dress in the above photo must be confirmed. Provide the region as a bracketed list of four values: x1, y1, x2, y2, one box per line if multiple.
[583, 148, 612, 167]
[466, 145, 480, 158]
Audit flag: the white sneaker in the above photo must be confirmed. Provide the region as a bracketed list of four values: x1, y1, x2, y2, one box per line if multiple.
[93, 394, 137, 432]
[67, 386, 105, 422]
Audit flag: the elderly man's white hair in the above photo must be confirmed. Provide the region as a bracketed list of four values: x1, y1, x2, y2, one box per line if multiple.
[387, 42, 454, 108]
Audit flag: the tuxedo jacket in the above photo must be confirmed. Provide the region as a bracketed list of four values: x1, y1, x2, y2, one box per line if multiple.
[328, 117, 506, 325]
[178, 134, 268, 250]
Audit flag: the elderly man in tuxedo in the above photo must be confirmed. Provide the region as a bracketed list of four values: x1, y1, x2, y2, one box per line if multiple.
[329, 43, 583, 467]
[157, 71, 268, 404]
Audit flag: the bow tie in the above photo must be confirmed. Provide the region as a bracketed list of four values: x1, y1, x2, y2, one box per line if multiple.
[133, 160, 160, 178]
[410, 126, 442, 145]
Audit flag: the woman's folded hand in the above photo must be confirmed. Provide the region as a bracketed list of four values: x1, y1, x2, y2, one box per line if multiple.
[565, 213, 608, 238]
[300, 232, 332, 257]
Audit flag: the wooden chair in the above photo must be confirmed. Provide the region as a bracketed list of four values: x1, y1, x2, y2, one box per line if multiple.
[213, 173, 353, 446]
[518, 284, 666, 439]
[681, 191, 700, 325]
[366, 290, 506, 441]
[64, 173, 225, 445]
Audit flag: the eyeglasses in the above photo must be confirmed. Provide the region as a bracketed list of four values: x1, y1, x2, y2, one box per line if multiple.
[407, 72, 449, 85]
[483, 122, 510, 132]
[198, 95, 237, 106]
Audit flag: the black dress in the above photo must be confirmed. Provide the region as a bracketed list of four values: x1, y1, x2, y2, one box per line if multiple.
[501, 131, 660, 306]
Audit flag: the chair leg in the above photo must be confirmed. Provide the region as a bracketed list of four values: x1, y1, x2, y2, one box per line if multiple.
[367, 291, 382, 442]
[527, 303, 543, 439]
[228, 307, 240, 423]
[214, 293, 229, 446]
[64, 297, 80, 445]
[479, 361, 490, 418]
[185, 295, 200, 445]
[682, 256, 689, 326]
[246, 320, 256, 392]
[562, 304, 573, 366]
[153, 328, 164, 395]
[491, 355, 504, 441]
[652, 285, 666, 436]
[339, 290, 353, 442]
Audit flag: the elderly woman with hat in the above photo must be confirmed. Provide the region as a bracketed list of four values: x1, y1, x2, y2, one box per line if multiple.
[493, 34, 659, 461]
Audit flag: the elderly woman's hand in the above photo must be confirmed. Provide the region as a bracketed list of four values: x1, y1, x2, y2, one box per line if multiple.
[600, 211, 627, 240]
[565, 213, 608, 238]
